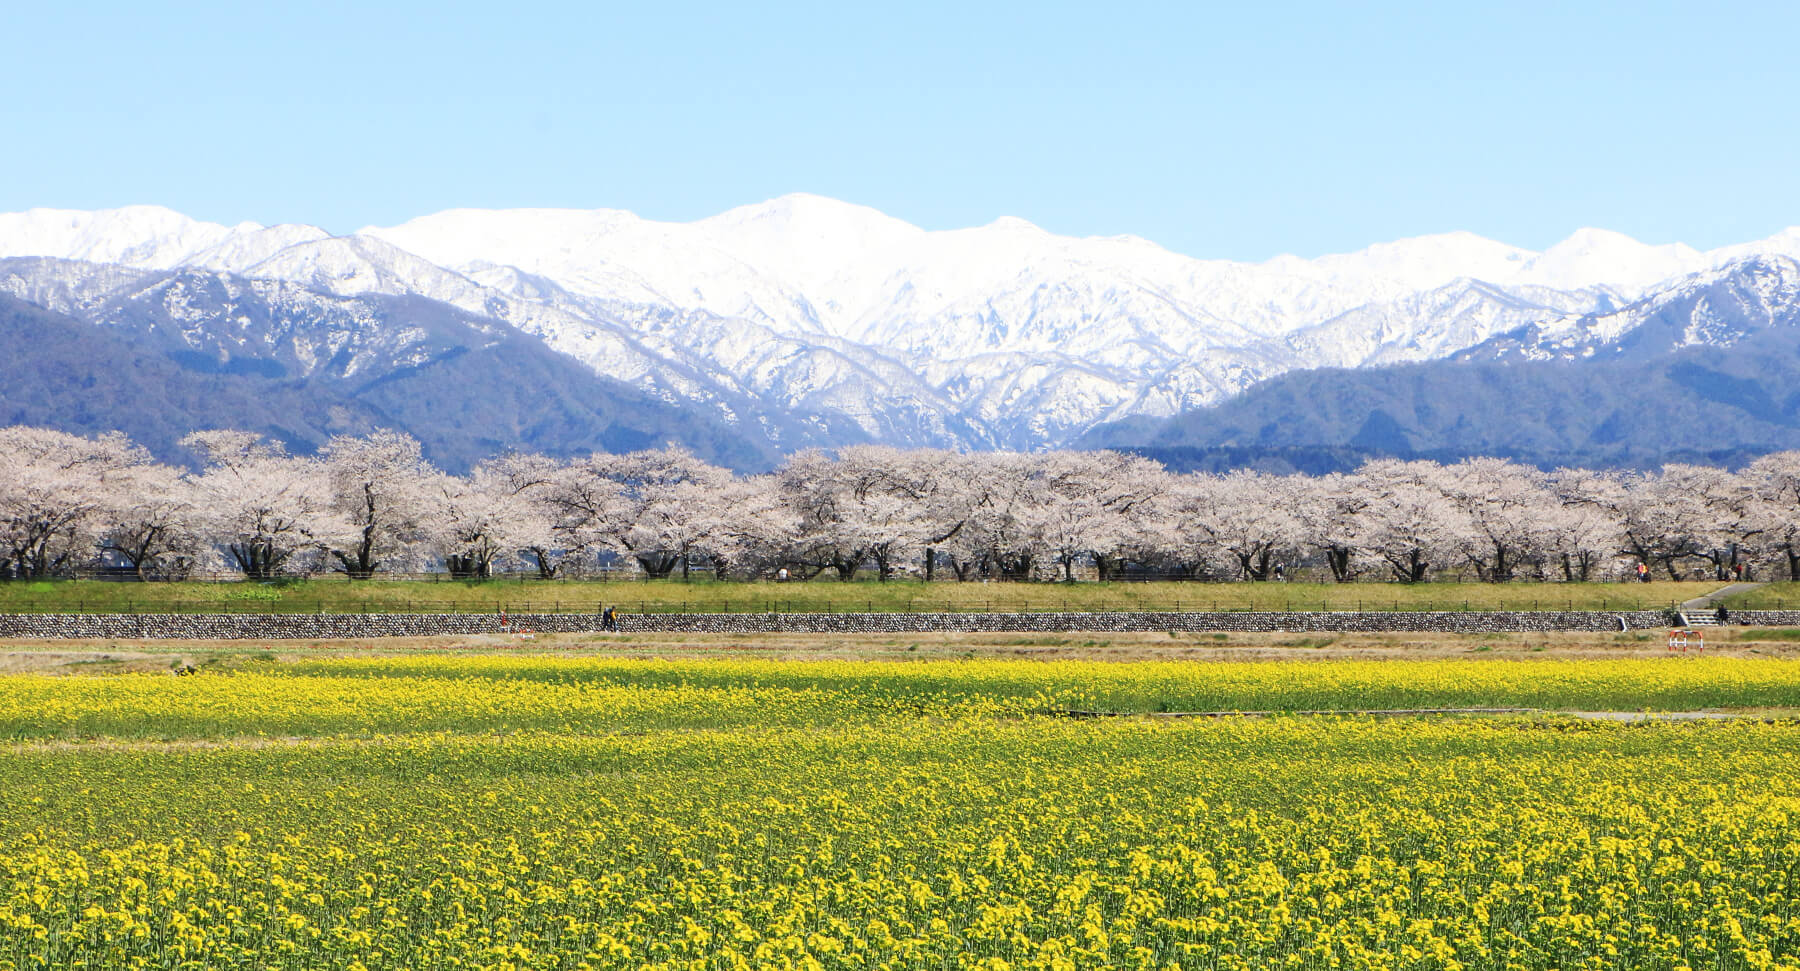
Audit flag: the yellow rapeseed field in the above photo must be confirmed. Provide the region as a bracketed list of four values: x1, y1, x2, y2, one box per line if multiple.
[2, 656, 1798, 969]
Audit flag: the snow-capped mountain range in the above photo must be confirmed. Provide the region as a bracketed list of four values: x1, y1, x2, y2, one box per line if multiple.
[3, 195, 1798, 453]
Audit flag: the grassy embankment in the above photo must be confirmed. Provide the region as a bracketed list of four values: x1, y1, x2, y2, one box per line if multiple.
[1724, 581, 1800, 609]
[0, 578, 1720, 614]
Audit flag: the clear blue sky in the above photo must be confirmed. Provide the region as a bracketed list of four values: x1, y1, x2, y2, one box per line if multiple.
[6, 1, 1799, 260]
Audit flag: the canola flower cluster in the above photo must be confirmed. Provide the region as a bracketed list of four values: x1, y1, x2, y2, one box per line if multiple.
[6, 656, 1800, 739]
[1, 657, 1798, 970]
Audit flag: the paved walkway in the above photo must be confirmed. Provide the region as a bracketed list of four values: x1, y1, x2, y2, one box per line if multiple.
[1680, 582, 1766, 610]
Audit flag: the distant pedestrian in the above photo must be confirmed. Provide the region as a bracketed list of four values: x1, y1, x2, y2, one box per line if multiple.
[1636, 562, 1650, 583]
[1273, 564, 1285, 582]
[777, 567, 790, 582]
[602, 606, 618, 632]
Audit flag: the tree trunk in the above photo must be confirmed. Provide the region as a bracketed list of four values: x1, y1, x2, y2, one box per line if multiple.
[632, 552, 680, 579]
[994, 552, 1033, 582]
[334, 548, 378, 580]
[334, 485, 382, 580]
[1386, 550, 1427, 583]
[229, 541, 290, 581]
[1238, 549, 1271, 581]
[528, 548, 559, 580]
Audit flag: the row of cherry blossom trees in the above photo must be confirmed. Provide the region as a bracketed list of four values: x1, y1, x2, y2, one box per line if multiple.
[3, 424, 1799, 583]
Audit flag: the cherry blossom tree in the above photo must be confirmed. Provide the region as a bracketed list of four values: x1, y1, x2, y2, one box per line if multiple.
[1025, 451, 1168, 582]
[902, 450, 982, 582]
[1208, 471, 1305, 581]
[13, 421, 1800, 587]
[1292, 472, 1369, 582]
[697, 474, 799, 578]
[487, 452, 568, 578]
[1352, 460, 1470, 583]
[0, 427, 147, 579]
[1441, 458, 1551, 582]
[934, 453, 1052, 581]
[430, 453, 564, 579]
[1664, 464, 1760, 578]
[552, 447, 733, 578]
[1604, 466, 1739, 580]
[1747, 452, 1800, 579]
[1541, 468, 1626, 582]
[320, 431, 438, 579]
[1153, 474, 1230, 580]
[184, 431, 337, 580]
[97, 462, 203, 580]
[781, 447, 925, 582]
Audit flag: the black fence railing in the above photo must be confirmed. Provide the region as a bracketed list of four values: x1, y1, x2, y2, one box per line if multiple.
[0, 598, 1691, 616]
[33, 567, 1761, 586]
[1711, 598, 1798, 612]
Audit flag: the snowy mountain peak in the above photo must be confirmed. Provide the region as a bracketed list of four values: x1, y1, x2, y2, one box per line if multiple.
[981, 215, 1047, 235]
[699, 192, 919, 235]
[1520, 227, 1704, 292]
[185, 223, 334, 273]
[1310, 230, 1531, 293]
[0, 205, 242, 269]
[9, 196, 1800, 454]
[241, 234, 479, 298]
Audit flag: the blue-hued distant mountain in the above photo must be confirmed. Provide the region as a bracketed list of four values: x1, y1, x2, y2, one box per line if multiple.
[1078, 257, 1800, 471]
[5, 199, 1800, 467]
[0, 264, 791, 472]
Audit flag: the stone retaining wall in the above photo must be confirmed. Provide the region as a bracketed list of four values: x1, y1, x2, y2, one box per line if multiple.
[0, 609, 1682, 639]
[1728, 610, 1800, 627]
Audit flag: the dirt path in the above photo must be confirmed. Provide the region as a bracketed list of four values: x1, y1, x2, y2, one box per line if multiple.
[2, 627, 1799, 675]
[0, 650, 193, 676]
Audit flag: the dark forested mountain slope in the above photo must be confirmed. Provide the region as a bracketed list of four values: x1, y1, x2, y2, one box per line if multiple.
[1081, 258, 1800, 471]
[0, 290, 778, 471]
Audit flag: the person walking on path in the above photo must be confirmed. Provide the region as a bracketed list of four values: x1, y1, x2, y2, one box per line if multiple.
[602, 606, 618, 632]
